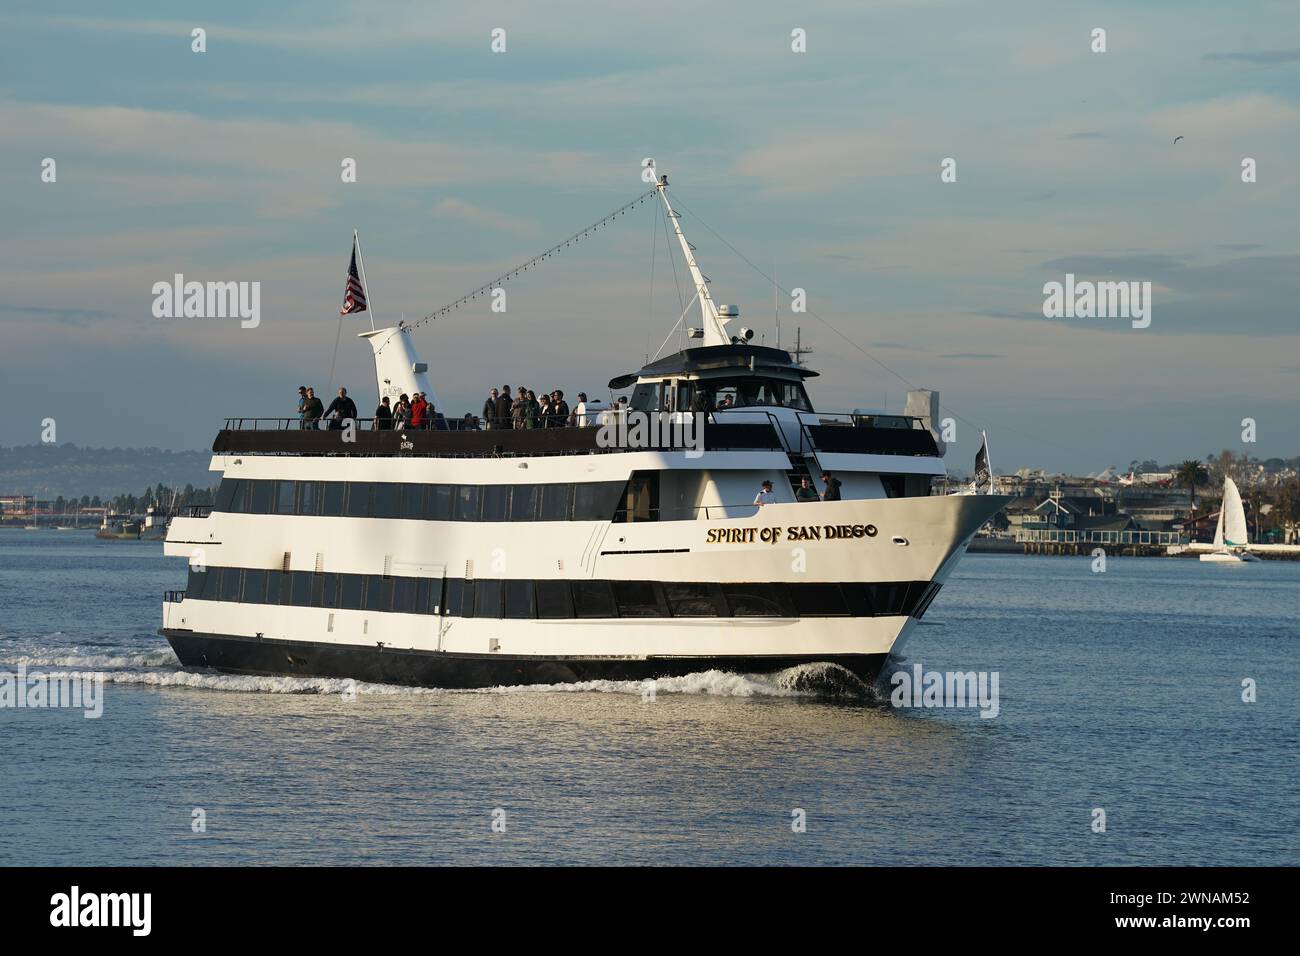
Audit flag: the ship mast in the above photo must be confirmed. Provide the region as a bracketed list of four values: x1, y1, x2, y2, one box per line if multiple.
[655, 175, 732, 347]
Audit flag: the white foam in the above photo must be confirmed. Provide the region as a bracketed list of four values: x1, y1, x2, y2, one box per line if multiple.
[5, 662, 874, 700]
[0, 650, 178, 669]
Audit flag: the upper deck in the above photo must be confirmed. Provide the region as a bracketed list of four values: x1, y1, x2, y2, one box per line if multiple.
[212, 411, 941, 460]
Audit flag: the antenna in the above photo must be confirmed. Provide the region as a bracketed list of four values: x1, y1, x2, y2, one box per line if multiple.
[791, 326, 814, 367]
[773, 259, 780, 350]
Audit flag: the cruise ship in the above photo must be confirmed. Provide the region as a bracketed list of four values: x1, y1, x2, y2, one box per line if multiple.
[160, 177, 1009, 690]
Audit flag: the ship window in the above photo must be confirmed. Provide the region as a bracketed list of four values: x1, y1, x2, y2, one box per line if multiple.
[630, 381, 666, 411]
[399, 484, 425, 519]
[344, 483, 372, 518]
[242, 569, 268, 603]
[460, 580, 476, 618]
[186, 568, 207, 599]
[338, 574, 363, 610]
[539, 484, 571, 521]
[297, 481, 321, 516]
[475, 579, 503, 618]
[426, 485, 452, 520]
[200, 568, 222, 600]
[391, 577, 416, 614]
[509, 485, 537, 521]
[443, 578, 464, 616]
[571, 581, 617, 618]
[664, 582, 723, 617]
[363, 575, 392, 612]
[535, 580, 573, 619]
[265, 570, 283, 605]
[613, 581, 664, 617]
[249, 480, 273, 514]
[320, 573, 340, 608]
[868, 583, 909, 616]
[790, 583, 849, 617]
[274, 480, 296, 515]
[481, 485, 508, 522]
[722, 583, 794, 617]
[321, 482, 345, 517]
[214, 479, 241, 513]
[453, 485, 481, 521]
[310, 574, 325, 607]
[573, 482, 624, 521]
[290, 571, 314, 607]
[780, 382, 812, 411]
[837, 583, 872, 616]
[503, 580, 534, 618]
[220, 568, 243, 602]
[415, 578, 435, 614]
[373, 483, 400, 519]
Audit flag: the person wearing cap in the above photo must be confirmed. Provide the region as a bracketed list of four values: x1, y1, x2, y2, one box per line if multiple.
[753, 480, 776, 507]
[820, 471, 842, 501]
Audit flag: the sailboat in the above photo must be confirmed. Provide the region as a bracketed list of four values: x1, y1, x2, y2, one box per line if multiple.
[1200, 477, 1260, 563]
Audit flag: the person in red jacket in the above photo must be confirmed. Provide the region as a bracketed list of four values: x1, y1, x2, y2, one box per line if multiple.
[409, 393, 428, 429]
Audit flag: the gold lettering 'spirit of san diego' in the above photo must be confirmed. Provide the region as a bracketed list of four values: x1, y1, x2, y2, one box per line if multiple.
[706, 524, 877, 544]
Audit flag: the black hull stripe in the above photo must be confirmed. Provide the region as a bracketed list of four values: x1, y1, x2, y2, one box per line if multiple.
[162, 630, 888, 690]
[181, 568, 941, 621]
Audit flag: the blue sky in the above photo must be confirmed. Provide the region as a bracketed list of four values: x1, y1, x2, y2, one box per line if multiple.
[1, 0, 1297, 473]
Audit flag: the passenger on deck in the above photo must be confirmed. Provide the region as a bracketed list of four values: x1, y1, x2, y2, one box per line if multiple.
[512, 387, 528, 429]
[495, 386, 513, 430]
[550, 390, 570, 427]
[324, 387, 358, 430]
[525, 390, 540, 429]
[461, 413, 479, 430]
[428, 403, 447, 430]
[482, 388, 499, 429]
[373, 396, 393, 430]
[393, 394, 411, 429]
[297, 386, 309, 429]
[796, 477, 820, 502]
[537, 392, 552, 427]
[570, 392, 588, 426]
[303, 387, 324, 429]
[409, 392, 428, 430]
[820, 472, 842, 501]
[753, 480, 776, 507]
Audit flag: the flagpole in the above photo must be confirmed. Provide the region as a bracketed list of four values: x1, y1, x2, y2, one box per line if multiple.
[353, 229, 376, 331]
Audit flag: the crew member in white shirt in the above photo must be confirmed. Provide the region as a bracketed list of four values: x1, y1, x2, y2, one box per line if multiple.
[753, 480, 776, 507]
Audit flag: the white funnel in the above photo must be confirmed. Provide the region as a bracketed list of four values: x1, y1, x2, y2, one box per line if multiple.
[359, 326, 441, 413]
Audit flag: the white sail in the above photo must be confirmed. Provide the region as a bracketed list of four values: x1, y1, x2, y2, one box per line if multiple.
[1222, 476, 1248, 547]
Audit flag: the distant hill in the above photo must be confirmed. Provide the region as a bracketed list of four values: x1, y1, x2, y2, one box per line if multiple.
[0, 444, 216, 500]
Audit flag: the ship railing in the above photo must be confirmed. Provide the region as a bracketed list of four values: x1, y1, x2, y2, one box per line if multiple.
[792, 412, 937, 458]
[176, 505, 212, 518]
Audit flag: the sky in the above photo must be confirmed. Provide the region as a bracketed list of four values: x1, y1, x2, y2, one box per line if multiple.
[1, 0, 1297, 474]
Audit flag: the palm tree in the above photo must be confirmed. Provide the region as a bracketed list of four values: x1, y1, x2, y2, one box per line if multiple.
[1175, 459, 1209, 512]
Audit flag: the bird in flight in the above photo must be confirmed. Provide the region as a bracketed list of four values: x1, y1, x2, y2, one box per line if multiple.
[1173, 135, 1184, 144]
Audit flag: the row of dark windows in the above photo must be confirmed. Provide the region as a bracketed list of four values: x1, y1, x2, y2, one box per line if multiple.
[213, 478, 626, 523]
[185, 567, 938, 620]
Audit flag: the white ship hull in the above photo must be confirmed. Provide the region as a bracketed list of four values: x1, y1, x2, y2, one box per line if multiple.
[162, 487, 1005, 689]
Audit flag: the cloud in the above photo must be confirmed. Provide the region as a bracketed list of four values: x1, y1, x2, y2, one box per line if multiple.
[431, 199, 542, 238]
[1203, 50, 1300, 64]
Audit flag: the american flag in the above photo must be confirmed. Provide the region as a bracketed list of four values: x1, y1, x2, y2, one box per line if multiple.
[340, 238, 368, 315]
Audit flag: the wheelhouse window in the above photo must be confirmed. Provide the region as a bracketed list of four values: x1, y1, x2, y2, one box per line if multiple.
[697, 377, 811, 412]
